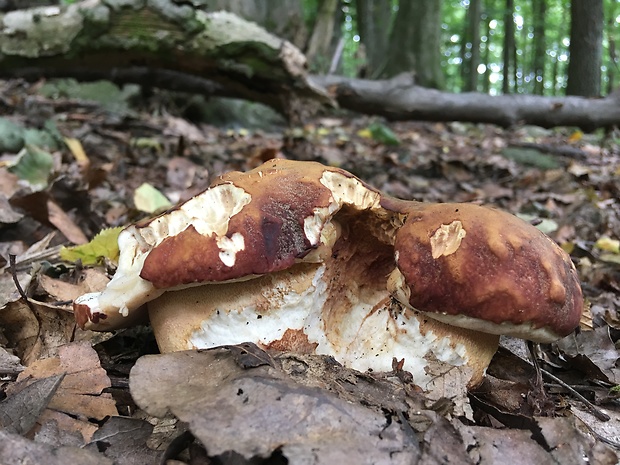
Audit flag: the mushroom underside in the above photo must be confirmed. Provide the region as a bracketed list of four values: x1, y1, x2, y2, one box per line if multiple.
[148, 209, 499, 389]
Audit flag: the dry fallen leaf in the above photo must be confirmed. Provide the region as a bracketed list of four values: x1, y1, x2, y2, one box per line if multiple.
[9, 341, 117, 443]
[0, 345, 23, 378]
[0, 299, 75, 365]
[556, 326, 620, 384]
[0, 373, 64, 434]
[38, 268, 110, 303]
[0, 430, 113, 465]
[130, 349, 420, 464]
[83, 416, 161, 465]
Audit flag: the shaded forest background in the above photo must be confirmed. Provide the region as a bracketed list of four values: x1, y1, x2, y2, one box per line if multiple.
[197, 0, 619, 97]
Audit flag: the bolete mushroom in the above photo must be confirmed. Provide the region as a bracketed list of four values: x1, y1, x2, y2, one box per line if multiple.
[74, 159, 582, 389]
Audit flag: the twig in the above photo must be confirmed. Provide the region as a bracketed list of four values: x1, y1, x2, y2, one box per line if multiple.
[9, 254, 36, 313]
[539, 367, 610, 422]
[522, 344, 610, 422]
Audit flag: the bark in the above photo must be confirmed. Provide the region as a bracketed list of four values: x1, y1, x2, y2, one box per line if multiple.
[305, 0, 339, 72]
[606, 1, 618, 93]
[463, 0, 482, 92]
[355, 0, 393, 79]
[0, 0, 332, 122]
[566, 0, 603, 97]
[482, 6, 491, 94]
[312, 74, 620, 131]
[384, 0, 444, 89]
[532, 0, 546, 95]
[502, 0, 515, 94]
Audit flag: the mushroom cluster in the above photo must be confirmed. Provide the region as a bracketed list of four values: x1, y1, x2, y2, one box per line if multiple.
[74, 159, 582, 388]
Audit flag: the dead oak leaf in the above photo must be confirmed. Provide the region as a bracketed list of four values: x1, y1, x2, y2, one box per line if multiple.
[9, 341, 117, 442]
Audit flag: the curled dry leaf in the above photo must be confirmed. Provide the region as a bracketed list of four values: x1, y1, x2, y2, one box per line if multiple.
[556, 326, 620, 384]
[0, 299, 75, 365]
[0, 345, 23, 378]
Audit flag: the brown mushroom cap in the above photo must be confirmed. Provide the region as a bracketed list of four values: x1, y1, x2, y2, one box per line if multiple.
[75, 159, 392, 324]
[389, 202, 583, 343]
[73, 159, 583, 388]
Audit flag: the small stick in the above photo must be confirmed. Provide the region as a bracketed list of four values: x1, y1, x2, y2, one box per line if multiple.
[525, 342, 609, 422]
[9, 254, 36, 313]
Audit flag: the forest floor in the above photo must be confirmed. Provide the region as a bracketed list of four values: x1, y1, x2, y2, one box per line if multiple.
[0, 79, 620, 464]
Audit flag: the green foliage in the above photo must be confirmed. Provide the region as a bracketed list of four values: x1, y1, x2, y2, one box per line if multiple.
[501, 147, 560, 170]
[60, 227, 123, 265]
[368, 122, 401, 146]
[7, 145, 55, 190]
[0, 118, 25, 153]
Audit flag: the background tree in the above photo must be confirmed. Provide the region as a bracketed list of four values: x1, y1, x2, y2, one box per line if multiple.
[531, 0, 546, 95]
[502, 0, 516, 94]
[305, 0, 340, 72]
[604, 0, 618, 93]
[355, 0, 394, 78]
[566, 0, 604, 97]
[384, 0, 444, 88]
[462, 0, 482, 91]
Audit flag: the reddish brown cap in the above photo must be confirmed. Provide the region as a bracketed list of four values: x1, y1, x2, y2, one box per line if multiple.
[390, 203, 583, 342]
[74, 159, 394, 329]
[140, 160, 339, 288]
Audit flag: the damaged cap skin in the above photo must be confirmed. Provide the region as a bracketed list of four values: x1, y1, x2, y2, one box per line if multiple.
[74, 159, 582, 388]
[388, 203, 583, 343]
[74, 159, 386, 325]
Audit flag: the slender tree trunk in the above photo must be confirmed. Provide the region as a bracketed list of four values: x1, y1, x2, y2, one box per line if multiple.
[502, 0, 515, 94]
[355, 0, 394, 79]
[532, 0, 546, 95]
[463, 0, 482, 92]
[384, 0, 444, 89]
[482, 13, 491, 94]
[605, 0, 618, 94]
[305, 0, 340, 72]
[460, 6, 471, 89]
[551, 51, 559, 96]
[566, 0, 603, 97]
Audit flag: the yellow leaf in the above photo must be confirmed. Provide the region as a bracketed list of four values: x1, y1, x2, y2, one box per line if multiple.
[595, 236, 620, 254]
[64, 137, 89, 164]
[60, 227, 123, 265]
[567, 130, 583, 143]
[357, 129, 372, 139]
[134, 183, 172, 214]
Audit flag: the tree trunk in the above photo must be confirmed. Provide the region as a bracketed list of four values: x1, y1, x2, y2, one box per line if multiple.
[355, 0, 393, 79]
[305, 0, 340, 72]
[551, 51, 559, 96]
[463, 0, 482, 92]
[566, 0, 603, 97]
[482, 4, 492, 94]
[312, 74, 620, 131]
[532, 0, 546, 95]
[502, 0, 515, 94]
[605, 0, 618, 94]
[383, 0, 444, 89]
